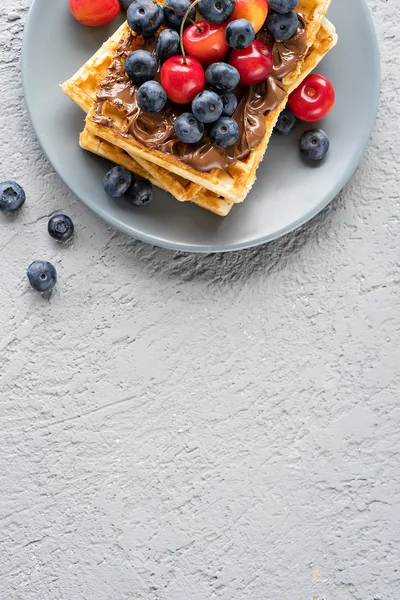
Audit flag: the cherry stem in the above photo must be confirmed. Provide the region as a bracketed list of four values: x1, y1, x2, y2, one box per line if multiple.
[162, 5, 200, 30]
[180, 0, 202, 63]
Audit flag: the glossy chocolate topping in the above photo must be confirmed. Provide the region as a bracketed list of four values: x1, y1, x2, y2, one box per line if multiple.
[94, 16, 307, 172]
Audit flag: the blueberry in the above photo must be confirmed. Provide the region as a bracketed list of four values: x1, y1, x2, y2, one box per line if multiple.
[127, 0, 164, 37]
[137, 80, 167, 113]
[48, 214, 74, 242]
[274, 108, 296, 135]
[300, 129, 330, 161]
[198, 0, 235, 24]
[209, 116, 239, 147]
[205, 62, 240, 93]
[27, 261, 57, 293]
[125, 50, 158, 84]
[125, 176, 153, 206]
[163, 0, 196, 30]
[174, 113, 204, 143]
[225, 19, 255, 49]
[0, 181, 25, 213]
[266, 10, 298, 40]
[268, 0, 298, 13]
[156, 29, 180, 63]
[219, 92, 237, 116]
[192, 91, 223, 124]
[103, 166, 132, 197]
[120, 0, 134, 8]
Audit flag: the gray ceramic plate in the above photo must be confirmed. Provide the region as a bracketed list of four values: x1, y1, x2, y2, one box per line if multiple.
[22, 0, 380, 253]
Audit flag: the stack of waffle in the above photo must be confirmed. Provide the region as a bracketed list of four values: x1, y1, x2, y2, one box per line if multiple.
[62, 0, 337, 216]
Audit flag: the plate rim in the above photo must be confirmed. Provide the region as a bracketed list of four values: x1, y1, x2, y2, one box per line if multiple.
[21, 0, 381, 254]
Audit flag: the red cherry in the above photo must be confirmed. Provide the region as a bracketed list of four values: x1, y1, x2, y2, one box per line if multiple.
[160, 56, 205, 104]
[183, 21, 229, 65]
[288, 74, 335, 122]
[229, 40, 272, 85]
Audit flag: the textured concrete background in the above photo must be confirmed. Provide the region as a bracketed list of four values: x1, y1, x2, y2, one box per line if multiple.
[0, 0, 399, 598]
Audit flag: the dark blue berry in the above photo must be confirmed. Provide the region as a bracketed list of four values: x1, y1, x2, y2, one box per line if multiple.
[0, 181, 25, 213]
[274, 108, 296, 135]
[219, 92, 237, 116]
[48, 214, 74, 242]
[163, 0, 196, 30]
[198, 0, 235, 24]
[127, 0, 164, 37]
[125, 50, 158, 84]
[174, 113, 204, 143]
[209, 116, 239, 147]
[225, 19, 255, 49]
[268, 0, 298, 13]
[156, 29, 180, 63]
[120, 0, 134, 9]
[192, 90, 223, 124]
[125, 176, 153, 206]
[205, 62, 240, 93]
[27, 261, 57, 293]
[137, 81, 167, 112]
[300, 129, 330, 161]
[266, 10, 298, 40]
[103, 166, 132, 197]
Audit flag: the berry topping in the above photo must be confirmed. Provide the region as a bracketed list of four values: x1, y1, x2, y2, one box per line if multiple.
[226, 18, 255, 49]
[125, 176, 153, 206]
[192, 90, 223, 123]
[229, 0, 268, 33]
[300, 129, 329, 161]
[127, 0, 164, 36]
[156, 29, 180, 62]
[70, 0, 120, 26]
[174, 113, 205, 143]
[0, 181, 25, 213]
[48, 214, 75, 242]
[27, 261, 57, 293]
[137, 80, 168, 112]
[229, 40, 272, 85]
[288, 74, 335, 121]
[266, 10, 298, 40]
[219, 91, 238, 116]
[125, 50, 158, 84]
[103, 166, 132, 197]
[273, 108, 296, 135]
[198, 0, 236, 25]
[163, 0, 196, 29]
[205, 62, 240, 92]
[268, 0, 298, 13]
[161, 56, 205, 104]
[183, 21, 229, 65]
[209, 116, 239, 147]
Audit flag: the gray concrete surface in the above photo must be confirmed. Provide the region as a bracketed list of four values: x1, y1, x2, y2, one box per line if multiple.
[0, 0, 399, 598]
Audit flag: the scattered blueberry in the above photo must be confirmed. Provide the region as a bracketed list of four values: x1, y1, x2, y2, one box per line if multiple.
[103, 166, 132, 197]
[198, 0, 235, 24]
[209, 116, 239, 147]
[125, 176, 153, 206]
[163, 0, 196, 30]
[192, 90, 223, 124]
[127, 0, 164, 37]
[226, 19, 255, 49]
[27, 261, 57, 293]
[48, 214, 74, 242]
[274, 108, 296, 135]
[266, 10, 298, 40]
[174, 113, 204, 143]
[268, 0, 298, 13]
[205, 62, 240, 92]
[0, 181, 25, 213]
[156, 29, 180, 63]
[137, 80, 167, 112]
[125, 50, 158, 84]
[219, 91, 238, 116]
[300, 128, 330, 161]
[119, 0, 134, 8]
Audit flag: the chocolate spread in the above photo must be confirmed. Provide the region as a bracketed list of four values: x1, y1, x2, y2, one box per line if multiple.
[94, 16, 307, 172]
